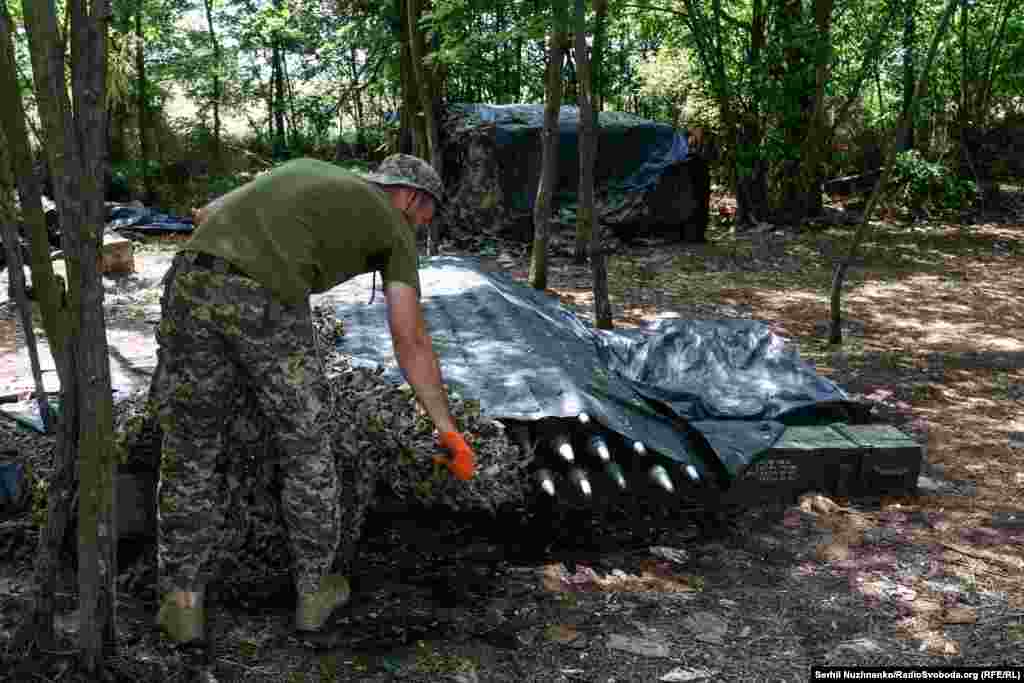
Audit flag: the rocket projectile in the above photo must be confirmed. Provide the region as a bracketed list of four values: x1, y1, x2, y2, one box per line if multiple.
[569, 468, 593, 497]
[685, 464, 700, 482]
[587, 435, 612, 462]
[535, 468, 556, 496]
[632, 441, 647, 457]
[551, 434, 575, 463]
[605, 461, 627, 490]
[577, 412, 591, 425]
[648, 464, 675, 493]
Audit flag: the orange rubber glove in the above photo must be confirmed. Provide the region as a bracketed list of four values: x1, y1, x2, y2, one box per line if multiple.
[433, 431, 477, 481]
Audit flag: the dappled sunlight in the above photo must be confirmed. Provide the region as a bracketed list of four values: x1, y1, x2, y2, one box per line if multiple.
[785, 493, 1024, 655]
[536, 218, 1024, 625]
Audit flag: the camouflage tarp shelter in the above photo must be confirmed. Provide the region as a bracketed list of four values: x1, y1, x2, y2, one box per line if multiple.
[440, 104, 711, 242]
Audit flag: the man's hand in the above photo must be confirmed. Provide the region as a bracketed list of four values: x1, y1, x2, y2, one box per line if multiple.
[433, 431, 477, 481]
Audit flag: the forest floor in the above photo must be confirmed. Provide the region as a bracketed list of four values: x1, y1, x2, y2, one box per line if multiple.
[0, 192, 1023, 682]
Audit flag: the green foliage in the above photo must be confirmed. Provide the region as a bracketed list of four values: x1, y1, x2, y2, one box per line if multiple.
[17, 0, 1019, 206]
[206, 173, 249, 198]
[890, 150, 977, 211]
[110, 159, 162, 195]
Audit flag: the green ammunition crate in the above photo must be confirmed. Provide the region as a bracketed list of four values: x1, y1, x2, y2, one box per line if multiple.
[726, 425, 864, 504]
[831, 424, 922, 496]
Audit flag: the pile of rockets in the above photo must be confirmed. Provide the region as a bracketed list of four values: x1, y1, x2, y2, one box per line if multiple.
[509, 412, 708, 504]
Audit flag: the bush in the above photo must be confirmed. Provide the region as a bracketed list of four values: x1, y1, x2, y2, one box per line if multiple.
[891, 150, 977, 212]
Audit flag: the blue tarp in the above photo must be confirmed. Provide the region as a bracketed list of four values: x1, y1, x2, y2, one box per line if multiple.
[451, 104, 690, 210]
[334, 257, 864, 481]
[107, 205, 195, 234]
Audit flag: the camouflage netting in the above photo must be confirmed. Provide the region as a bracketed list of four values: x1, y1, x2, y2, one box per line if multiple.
[113, 305, 533, 602]
[438, 104, 711, 243]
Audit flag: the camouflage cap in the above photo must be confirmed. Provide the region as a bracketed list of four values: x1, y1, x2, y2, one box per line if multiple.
[362, 154, 444, 206]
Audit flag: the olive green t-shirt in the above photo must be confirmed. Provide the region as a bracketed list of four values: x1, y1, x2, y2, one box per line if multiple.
[185, 158, 420, 305]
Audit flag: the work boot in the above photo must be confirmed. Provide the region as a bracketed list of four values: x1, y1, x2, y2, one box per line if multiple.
[157, 591, 206, 644]
[295, 574, 351, 632]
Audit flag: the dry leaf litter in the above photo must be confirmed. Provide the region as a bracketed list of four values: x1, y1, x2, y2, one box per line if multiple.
[113, 304, 532, 601]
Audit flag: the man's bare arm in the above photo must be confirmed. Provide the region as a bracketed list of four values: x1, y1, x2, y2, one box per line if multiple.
[384, 281, 457, 434]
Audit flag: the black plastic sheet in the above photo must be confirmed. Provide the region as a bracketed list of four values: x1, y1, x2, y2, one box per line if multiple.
[334, 257, 864, 480]
[107, 205, 195, 234]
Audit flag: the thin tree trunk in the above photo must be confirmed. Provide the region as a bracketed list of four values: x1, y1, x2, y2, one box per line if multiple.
[576, 0, 611, 328]
[350, 46, 366, 151]
[514, 36, 524, 102]
[735, 0, 767, 226]
[529, 0, 568, 291]
[829, 0, 959, 345]
[960, 0, 969, 134]
[975, 0, 1018, 128]
[283, 48, 298, 146]
[21, 0, 117, 672]
[203, 0, 223, 173]
[108, 101, 126, 165]
[592, 0, 607, 113]
[574, 0, 593, 265]
[497, 2, 508, 102]
[135, 0, 155, 203]
[272, 21, 287, 158]
[0, 137, 51, 432]
[0, 7, 77, 657]
[398, 0, 423, 157]
[406, 0, 442, 172]
[793, 0, 834, 223]
[407, 0, 443, 255]
[899, 0, 915, 151]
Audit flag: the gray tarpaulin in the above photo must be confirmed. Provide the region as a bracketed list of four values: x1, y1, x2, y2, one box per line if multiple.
[334, 257, 864, 481]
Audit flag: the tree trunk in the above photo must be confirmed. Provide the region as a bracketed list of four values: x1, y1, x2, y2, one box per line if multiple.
[350, 46, 366, 151]
[974, 0, 1016, 129]
[497, 2, 508, 103]
[135, 0, 155, 203]
[271, 11, 287, 159]
[21, 0, 118, 672]
[398, 0, 424, 157]
[792, 0, 834, 223]
[592, 0, 607, 113]
[899, 0, 915, 151]
[0, 134, 51, 433]
[575, 0, 611, 328]
[0, 0, 70, 487]
[573, 0, 592, 265]
[108, 101, 127, 166]
[734, 0, 768, 227]
[406, 0, 442, 173]
[407, 0, 443, 255]
[282, 48, 299, 146]
[529, 0, 568, 291]
[829, 0, 959, 345]
[959, 0, 969, 135]
[203, 0, 223, 173]
[1, 0, 73, 655]
[772, 0, 818, 224]
[514, 36, 524, 102]
[735, 116, 768, 226]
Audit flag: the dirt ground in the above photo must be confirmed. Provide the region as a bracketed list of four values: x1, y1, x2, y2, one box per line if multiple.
[1, 195, 1023, 682]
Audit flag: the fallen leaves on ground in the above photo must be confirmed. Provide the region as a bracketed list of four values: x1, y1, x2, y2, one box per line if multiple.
[540, 562, 700, 594]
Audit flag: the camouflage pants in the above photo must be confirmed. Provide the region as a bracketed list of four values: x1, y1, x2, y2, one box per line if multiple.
[153, 250, 342, 597]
